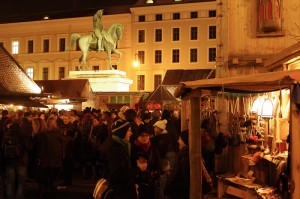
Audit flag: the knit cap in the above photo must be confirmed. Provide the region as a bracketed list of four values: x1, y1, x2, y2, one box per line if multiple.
[153, 119, 167, 130]
[137, 124, 150, 136]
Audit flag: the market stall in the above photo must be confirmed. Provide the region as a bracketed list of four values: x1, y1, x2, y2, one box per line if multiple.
[174, 69, 300, 198]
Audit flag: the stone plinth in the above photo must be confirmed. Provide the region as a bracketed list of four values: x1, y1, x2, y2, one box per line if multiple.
[67, 70, 133, 92]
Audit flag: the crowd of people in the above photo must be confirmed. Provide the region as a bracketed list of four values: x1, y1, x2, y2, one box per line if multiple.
[0, 106, 190, 199]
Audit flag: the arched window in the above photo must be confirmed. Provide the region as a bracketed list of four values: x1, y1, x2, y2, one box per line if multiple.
[258, 0, 282, 33]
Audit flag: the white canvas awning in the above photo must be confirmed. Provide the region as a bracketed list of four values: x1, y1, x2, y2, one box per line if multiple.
[175, 69, 300, 97]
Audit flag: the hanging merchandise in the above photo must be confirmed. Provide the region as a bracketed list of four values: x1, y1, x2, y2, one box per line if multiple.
[201, 96, 218, 152]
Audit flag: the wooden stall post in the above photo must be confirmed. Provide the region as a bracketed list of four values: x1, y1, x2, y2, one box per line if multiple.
[189, 90, 202, 198]
[181, 99, 190, 131]
[290, 85, 300, 198]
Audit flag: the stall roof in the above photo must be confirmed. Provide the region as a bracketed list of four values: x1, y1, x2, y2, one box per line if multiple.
[162, 69, 215, 86]
[35, 79, 89, 100]
[0, 45, 41, 96]
[175, 69, 300, 97]
[146, 85, 178, 102]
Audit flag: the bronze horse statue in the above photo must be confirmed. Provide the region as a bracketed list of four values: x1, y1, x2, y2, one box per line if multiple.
[66, 23, 123, 70]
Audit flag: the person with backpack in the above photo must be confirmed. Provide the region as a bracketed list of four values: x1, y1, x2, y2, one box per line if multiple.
[2, 117, 33, 199]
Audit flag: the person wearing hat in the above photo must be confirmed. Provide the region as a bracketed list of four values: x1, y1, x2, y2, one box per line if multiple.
[151, 119, 169, 160]
[165, 130, 190, 199]
[131, 124, 161, 199]
[100, 119, 143, 199]
[151, 119, 175, 199]
[141, 111, 154, 138]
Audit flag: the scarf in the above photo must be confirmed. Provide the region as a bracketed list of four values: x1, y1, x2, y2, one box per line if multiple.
[134, 139, 151, 152]
[112, 135, 131, 157]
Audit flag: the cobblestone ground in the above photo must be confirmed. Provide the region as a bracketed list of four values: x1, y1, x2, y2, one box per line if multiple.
[24, 175, 239, 199]
[25, 174, 97, 199]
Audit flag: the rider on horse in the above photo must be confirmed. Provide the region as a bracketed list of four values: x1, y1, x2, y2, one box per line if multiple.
[93, 9, 105, 52]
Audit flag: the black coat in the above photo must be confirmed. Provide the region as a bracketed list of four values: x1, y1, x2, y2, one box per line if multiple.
[165, 146, 190, 199]
[101, 137, 138, 199]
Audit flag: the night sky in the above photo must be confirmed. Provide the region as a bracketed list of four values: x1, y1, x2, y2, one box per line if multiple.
[0, 0, 137, 23]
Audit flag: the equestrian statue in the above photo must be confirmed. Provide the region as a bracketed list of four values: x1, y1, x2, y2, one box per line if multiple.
[66, 9, 123, 70]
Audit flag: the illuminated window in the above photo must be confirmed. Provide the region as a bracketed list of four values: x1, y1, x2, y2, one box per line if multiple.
[209, 26, 216, 39]
[172, 28, 180, 41]
[191, 12, 198, 18]
[190, 27, 198, 40]
[28, 40, 34, 53]
[172, 49, 180, 63]
[43, 67, 49, 80]
[209, 10, 216, 17]
[26, 68, 34, 79]
[137, 75, 145, 90]
[138, 15, 146, 22]
[208, 48, 216, 62]
[43, 39, 49, 52]
[154, 74, 162, 88]
[59, 67, 65, 80]
[12, 41, 19, 54]
[173, 13, 180, 20]
[59, 38, 65, 52]
[190, 48, 198, 62]
[155, 50, 162, 64]
[138, 30, 145, 43]
[156, 14, 163, 21]
[138, 51, 145, 64]
[155, 29, 162, 42]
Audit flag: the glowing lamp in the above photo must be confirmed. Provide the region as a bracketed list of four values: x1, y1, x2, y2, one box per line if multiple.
[261, 98, 274, 118]
[251, 97, 263, 115]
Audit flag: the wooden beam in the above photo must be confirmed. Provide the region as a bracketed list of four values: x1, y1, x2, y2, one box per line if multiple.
[264, 42, 300, 70]
[189, 92, 202, 199]
[290, 84, 300, 199]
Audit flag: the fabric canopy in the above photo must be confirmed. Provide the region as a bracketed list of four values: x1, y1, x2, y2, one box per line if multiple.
[175, 69, 300, 97]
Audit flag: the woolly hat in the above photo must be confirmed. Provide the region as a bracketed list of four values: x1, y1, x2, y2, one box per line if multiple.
[125, 109, 137, 122]
[153, 119, 167, 130]
[161, 109, 171, 120]
[180, 130, 189, 146]
[112, 119, 130, 139]
[1, 110, 8, 116]
[138, 124, 150, 136]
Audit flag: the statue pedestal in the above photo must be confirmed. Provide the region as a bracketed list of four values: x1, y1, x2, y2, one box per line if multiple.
[67, 70, 133, 92]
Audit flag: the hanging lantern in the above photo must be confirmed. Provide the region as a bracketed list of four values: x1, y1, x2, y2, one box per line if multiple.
[148, 103, 154, 110]
[251, 96, 263, 115]
[155, 103, 161, 109]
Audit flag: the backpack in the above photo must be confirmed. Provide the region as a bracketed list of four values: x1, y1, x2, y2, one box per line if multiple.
[2, 132, 20, 159]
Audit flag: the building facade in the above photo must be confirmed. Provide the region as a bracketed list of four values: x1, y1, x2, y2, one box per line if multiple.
[0, 0, 217, 93]
[217, 0, 300, 77]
